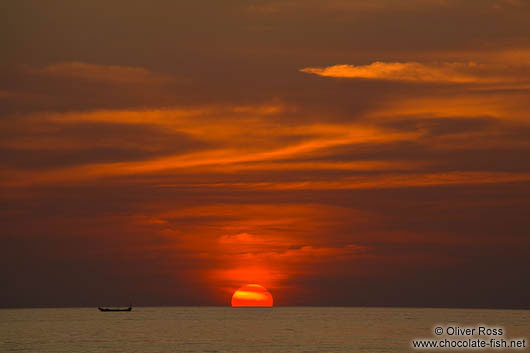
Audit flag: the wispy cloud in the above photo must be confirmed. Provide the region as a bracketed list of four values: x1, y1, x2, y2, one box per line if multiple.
[247, 0, 455, 16]
[28, 61, 173, 85]
[300, 61, 530, 86]
[0, 107, 420, 186]
[199, 172, 530, 191]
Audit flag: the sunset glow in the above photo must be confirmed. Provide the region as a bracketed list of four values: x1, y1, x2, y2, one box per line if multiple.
[2, 0, 530, 309]
[231, 284, 273, 307]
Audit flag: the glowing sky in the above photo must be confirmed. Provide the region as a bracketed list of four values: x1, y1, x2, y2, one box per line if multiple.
[1, 0, 530, 308]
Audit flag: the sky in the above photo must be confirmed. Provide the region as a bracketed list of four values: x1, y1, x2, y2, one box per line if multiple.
[1, 0, 530, 308]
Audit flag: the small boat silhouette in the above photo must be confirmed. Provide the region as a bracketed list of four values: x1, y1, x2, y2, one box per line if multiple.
[98, 305, 132, 312]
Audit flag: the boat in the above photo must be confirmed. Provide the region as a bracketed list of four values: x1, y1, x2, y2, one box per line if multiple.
[98, 305, 132, 312]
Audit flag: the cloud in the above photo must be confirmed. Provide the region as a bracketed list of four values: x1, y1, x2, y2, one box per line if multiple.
[246, 0, 455, 16]
[204, 171, 530, 191]
[493, 0, 527, 9]
[211, 244, 367, 291]
[30, 61, 173, 86]
[300, 61, 530, 86]
[117, 202, 371, 293]
[219, 232, 265, 244]
[0, 107, 421, 186]
[367, 92, 530, 124]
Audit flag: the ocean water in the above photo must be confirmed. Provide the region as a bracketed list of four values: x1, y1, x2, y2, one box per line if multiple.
[1, 307, 528, 352]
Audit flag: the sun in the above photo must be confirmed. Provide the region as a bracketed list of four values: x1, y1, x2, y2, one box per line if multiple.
[231, 284, 274, 307]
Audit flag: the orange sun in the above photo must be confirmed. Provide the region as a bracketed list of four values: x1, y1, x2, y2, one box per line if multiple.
[231, 284, 274, 307]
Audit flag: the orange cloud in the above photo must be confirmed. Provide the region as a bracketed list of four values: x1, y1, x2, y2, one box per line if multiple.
[211, 244, 366, 291]
[190, 172, 530, 191]
[366, 92, 530, 124]
[219, 233, 265, 245]
[1, 107, 421, 186]
[131, 202, 370, 294]
[30, 61, 173, 85]
[300, 61, 530, 86]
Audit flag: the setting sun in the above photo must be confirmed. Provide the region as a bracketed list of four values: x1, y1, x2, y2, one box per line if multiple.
[231, 284, 273, 307]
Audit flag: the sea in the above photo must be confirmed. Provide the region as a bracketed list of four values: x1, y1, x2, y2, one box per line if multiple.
[1, 307, 528, 352]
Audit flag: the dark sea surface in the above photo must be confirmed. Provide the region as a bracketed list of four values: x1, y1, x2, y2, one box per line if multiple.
[1, 307, 528, 352]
